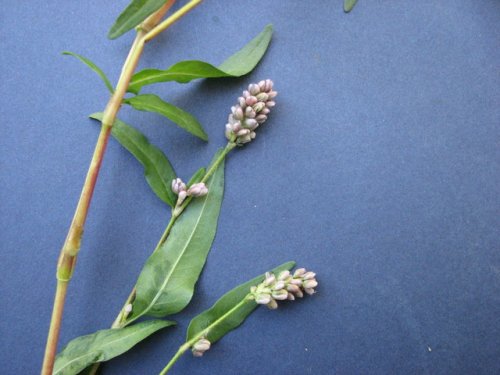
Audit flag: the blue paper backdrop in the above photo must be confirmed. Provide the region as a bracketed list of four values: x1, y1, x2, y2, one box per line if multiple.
[1, 1, 499, 374]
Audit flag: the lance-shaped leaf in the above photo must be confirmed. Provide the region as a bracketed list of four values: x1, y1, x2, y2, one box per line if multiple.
[186, 261, 295, 344]
[128, 24, 273, 93]
[126, 151, 225, 323]
[344, 0, 359, 13]
[54, 320, 175, 375]
[108, 0, 165, 40]
[90, 113, 177, 207]
[62, 51, 114, 93]
[124, 94, 208, 141]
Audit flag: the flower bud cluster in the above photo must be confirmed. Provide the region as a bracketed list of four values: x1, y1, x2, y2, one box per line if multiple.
[225, 79, 277, 145]
[171, 177, 208, 206]
[191, 337, 211, 357]
[250, 268, 318, 309]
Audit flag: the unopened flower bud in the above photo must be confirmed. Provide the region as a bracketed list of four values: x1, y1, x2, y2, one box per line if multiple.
[193, 338, 211, 352]
[303, 272, 316, 280]
[245, 96, 258, 106]
[233, 106, 244, 120]
[177, 190, 187, 205]
[124, 304, 133, 313]
[261, 107, 270, 115]
[245, 106, 256, 118]
[248, 83, 260, 95]
[171, 178, 186, 194]
[294, 268, 306, 277]
[244, 118, 258, 129]
[255, 293, 272, 305]
[256, 114, 267, 124]
[287, 293, 295, 301]
[264, 272, 276, 286]
[268, 90, 278, 99]
[286, 284, 300, 293]
[272, 289, 289, 300]
[256, 92, 269, 102]
[264, 79, 273, 91]
[303, 279, 318, 289]
[267, 299, 278, 310]
[252, 102, 266, 113]
[192, 350, 204, 357]
[278, 270, 290, 280]
[266, 100, 276, 108]
[238, 97, 246, 107]
[272, 281, 285, 291]
[295, 289, 304, 298]
[242, 90, 250, 98]
[258, 80, 266, 90]
[187, 183, 208, 197]
[304, 288, 316, 295]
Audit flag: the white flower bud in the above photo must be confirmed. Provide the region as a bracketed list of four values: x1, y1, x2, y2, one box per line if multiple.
[303, 272, 316, 280]
[187, 183, 208, 197]
[272, 289, 289, 300]
[258, 80, 266, 90]
[278, 270, 290, 280]
[193, 338, 211, 352]
[261, 107, 270, 115]
[242, 90, 250, 98]
[290, 278, 302, 286]
[237, 129, 250, 137]
[245, 96, 258, 106]
[192, 350, 204, 357]
[295, 289, 304, 298]
[245, 106, 256, 118]
[294, 268, 306, 277]
[264, 272, 276, 286]
[264, 79, 273, 91]
[286, 284, 300, 293]
[303, 279, 318, 289]
[256, 115, 267, 124]
[287, 293, 295, 301]
[267, 299, 278, 310]
[124, 304, 133, 313]
[304, 288, 316, 295]
[244, 118, 258, 129]
[238, 97, 246, 107]
[268, 90, 278, 99]
[177, 190, 187, 205]
[233, 106, 244, 120]
[266, 100, 276, 108]
[256, 92, 269, 101]
[248, 83, 260, 95]
[272, 281, 285, 291]
[255, 293, 272, 305]
[171, 178, 186, 194]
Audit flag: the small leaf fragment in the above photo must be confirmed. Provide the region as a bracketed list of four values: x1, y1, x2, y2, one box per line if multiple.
[90, 112, 177, 207]
[62, 51, 114, 93]
[128, 24, 273, 93]
[108, 0, 166, 39]
[127, 151, 225, 323]
[344, 0, 359, 13]
[125, 94, 208, 141]
[54, 320, 175, 375]
[187, 167, 206, 186]
[187, 261, 295, 344]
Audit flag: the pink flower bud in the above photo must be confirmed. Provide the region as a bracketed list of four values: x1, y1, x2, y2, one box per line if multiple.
[187, 183, 208, 197]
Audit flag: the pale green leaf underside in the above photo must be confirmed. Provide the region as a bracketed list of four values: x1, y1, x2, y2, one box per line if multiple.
[187, 261, 295, 343]
[127, 151, 225, 323]
[90, 113, 177, 207]
[127, 24, 273, 93]
[108, 0, 165, 39]
[62, 51, 114, 93]
[344, 0, 359, 13]
[125, 94, 208, 141]
[54, 320, 174, 375]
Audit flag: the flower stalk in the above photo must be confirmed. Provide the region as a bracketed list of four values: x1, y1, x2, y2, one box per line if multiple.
[39, 1, 212, 373]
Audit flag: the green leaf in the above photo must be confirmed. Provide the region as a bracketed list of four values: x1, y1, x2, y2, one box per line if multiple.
[187, 167, 206, 186]
[187, 261, 295, 344]
[62, 52, 114, 93]
[127, 151, 225, 323]
[128, 24, 273, 93]
[90, 112, 177, 207]
[54, 320, 175, 375]
[124, 94, 208, 141]
[344, 0, 359, 13]
[108, 0, 165, 39]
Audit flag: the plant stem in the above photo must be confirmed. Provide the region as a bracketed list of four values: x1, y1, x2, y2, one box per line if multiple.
[159, 295, 254, 375]
[40, 1, 192, 373]
[145, 0, 203, 42]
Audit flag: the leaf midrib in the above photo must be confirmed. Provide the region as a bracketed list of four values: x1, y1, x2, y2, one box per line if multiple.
[131, 177, 215, 322]
[54, 323, 165, 374]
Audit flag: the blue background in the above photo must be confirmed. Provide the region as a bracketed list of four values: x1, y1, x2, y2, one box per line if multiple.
[1, 1, 499, 374]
